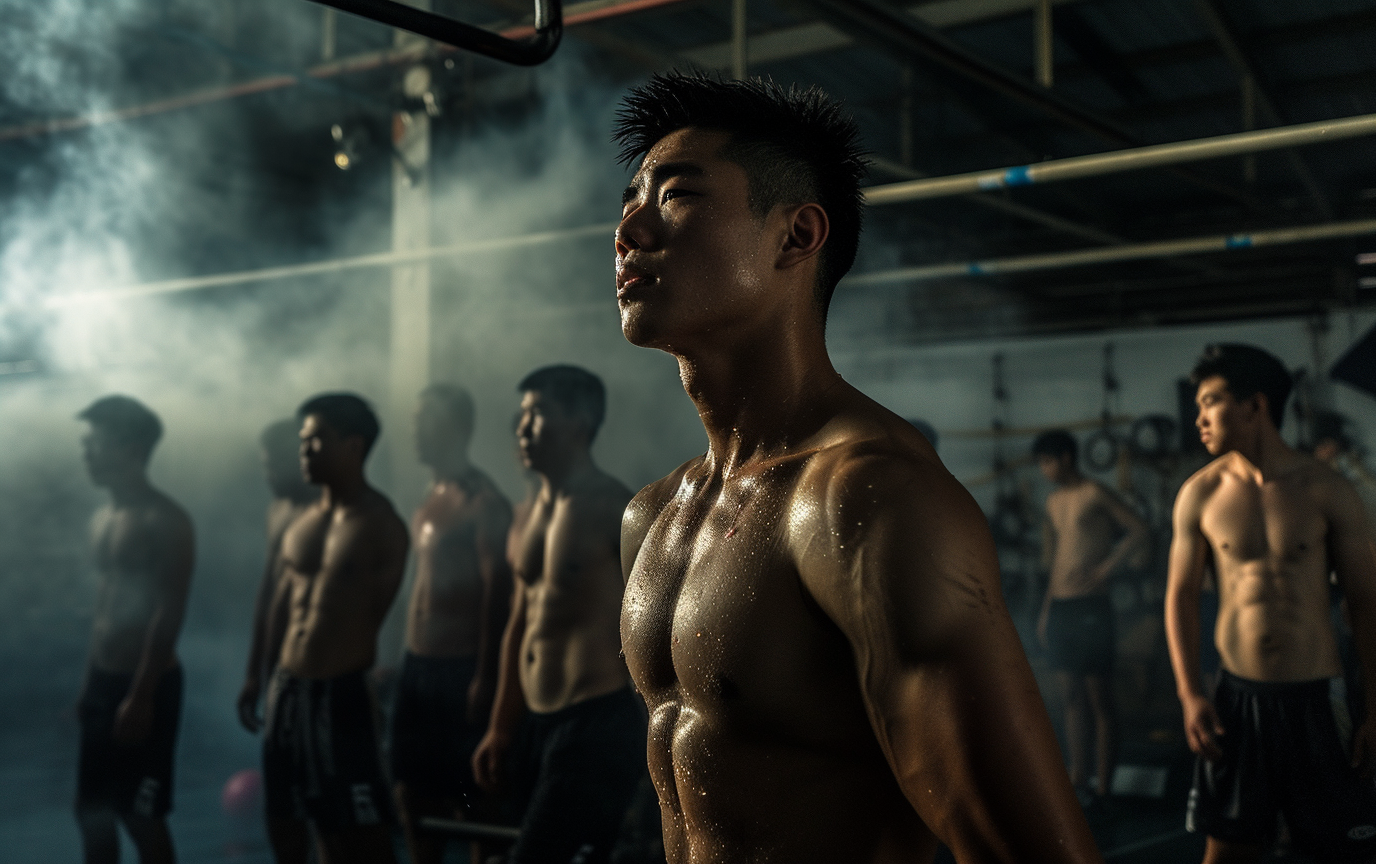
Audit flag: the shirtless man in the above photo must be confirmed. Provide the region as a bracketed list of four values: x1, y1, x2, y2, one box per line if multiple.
[471, 365, 642, 864]
[237, 419, 319, 734]
[1034, 429, 1148, 808]
[1166, 343, 1376, 864]
[75, 395, 194, 864]
[391, 384, 512, 863]
[261, 393, 409, 864]
[614, 73, 1100, 863]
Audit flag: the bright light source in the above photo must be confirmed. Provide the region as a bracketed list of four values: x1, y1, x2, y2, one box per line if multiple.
[334, 151, 352, 170]
[1357, 252, 1376, 265]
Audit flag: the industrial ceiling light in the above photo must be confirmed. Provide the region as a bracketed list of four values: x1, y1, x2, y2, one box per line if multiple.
[331, 123, 362, 171]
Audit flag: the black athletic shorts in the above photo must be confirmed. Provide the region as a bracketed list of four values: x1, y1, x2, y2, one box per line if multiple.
[1187, 670, 1376, 862]
[389, 652, 482, 805]
[508, 687, 647, 864]
[1045, 595, 1115, 675]
[263, 669, 394, 830]
[76, 665, 182, 819]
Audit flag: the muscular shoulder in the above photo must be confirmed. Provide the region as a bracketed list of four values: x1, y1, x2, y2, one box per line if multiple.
[622, 457, 701, 580]
[1176, 455, 1231, 514]
[793, 428, 984, 568]
[143, 489, 195, 545]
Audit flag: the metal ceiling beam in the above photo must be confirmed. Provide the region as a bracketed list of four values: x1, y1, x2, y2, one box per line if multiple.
[680, 0, 1085, 68]
[799, 0, 1262, 209]
[1194, 0, 1333, 218]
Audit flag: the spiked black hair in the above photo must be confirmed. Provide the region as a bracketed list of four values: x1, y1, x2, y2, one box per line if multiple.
[613, 72, 869, 318]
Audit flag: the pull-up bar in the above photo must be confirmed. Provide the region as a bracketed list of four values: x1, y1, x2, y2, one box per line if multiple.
[306, 0, 563, 66]
[864, 111, 1376, 205]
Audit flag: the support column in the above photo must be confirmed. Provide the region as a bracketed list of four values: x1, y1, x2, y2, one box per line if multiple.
[1034, 0, 1053, 88]
[388, 10, 432, 509]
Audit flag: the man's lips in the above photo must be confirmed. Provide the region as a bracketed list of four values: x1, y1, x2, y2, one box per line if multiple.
[616, 262, 657, 297]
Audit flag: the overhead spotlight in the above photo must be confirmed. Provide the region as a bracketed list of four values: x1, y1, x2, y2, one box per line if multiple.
[1357, 252, 1376, 266]
[330, 123, 362, 171]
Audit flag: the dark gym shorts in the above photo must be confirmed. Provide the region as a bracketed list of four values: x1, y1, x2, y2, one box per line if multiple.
[1187, 670, 1376, 862]
[77, 665, 183, 818]
[389, 651, 482, 806]
[508, 687, 647, 864]
[263, 669, 394, 830]
[1045, 594, 1115, 675]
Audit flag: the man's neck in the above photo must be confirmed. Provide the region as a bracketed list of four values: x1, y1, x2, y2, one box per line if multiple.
[106, 474, 154, 507]
[676, 326, 843, 475]
[537, 449, 596, 496]
[429, 449, 473, 484]
[321, 471, 369, 508]
[1230, 426, 1296, 479]
[1057, 470, 1085, 489]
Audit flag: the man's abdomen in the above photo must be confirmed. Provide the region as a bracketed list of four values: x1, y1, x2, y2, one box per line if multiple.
[647, 698, 930, 864]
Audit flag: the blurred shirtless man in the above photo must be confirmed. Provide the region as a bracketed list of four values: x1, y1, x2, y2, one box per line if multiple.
[1034, 430, 1148, 809]
[261, 393, 408, 864]
[1167, 344, 1376, 864]
[471, 365, 641, 864]
[614, 73, 1100, 863]
[75, 395, 194, 864]
[392, 384, 512, 863]
[237, 419, 318, 734]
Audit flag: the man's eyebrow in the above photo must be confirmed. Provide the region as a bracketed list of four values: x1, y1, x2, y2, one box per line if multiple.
[623, 161, 706, 204]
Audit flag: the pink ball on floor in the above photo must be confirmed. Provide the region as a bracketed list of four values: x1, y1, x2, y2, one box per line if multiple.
[221, 768, 262, 817]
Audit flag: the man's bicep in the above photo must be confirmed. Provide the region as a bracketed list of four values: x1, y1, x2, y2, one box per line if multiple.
[1328, 479, 1376, 597]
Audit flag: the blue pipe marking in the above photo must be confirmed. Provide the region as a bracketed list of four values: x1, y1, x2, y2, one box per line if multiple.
[968, 263, 986, 275]
[1225, 234, 1253, 249]
[1003, 165, 1033, 187]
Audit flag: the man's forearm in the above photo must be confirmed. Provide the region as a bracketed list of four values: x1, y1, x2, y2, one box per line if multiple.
[1165, 587, 1205, 698]
[486, 608, 527, 736]
[1344, 588, 1376, 712]
[130, 609, 180, 701]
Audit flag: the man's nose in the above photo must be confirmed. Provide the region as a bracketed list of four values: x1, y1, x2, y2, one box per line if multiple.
[616, 202, 653, 259]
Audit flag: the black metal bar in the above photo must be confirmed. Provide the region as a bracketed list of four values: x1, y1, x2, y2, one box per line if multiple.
[306, 0, 563, 66]
[418, 817, 521, 843]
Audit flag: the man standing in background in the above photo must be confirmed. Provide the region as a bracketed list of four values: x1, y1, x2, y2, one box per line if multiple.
[1167, 344, 1376, 863]
[1034, 429, 1148, 814]
[261, 393, 409, 864]
[237, 419, 319, 734]
[75, 395, 195, 864]
[471, 365, 643, 864]
[391, 384, 513, 864]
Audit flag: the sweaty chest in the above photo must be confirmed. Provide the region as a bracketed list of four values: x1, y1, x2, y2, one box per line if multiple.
[95, 512, 155, 572]
[623, 477, 850, 713]
[281, 511, 333, 577]
[1203, 482, 1325, 563]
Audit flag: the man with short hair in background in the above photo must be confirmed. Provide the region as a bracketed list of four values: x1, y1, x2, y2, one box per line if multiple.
[237, 419, 319, 734]
[392, 384, 513, 864]
[75, 395, 195, 864]
[1033, 429, 1147, 814]
[471, 365, 642, 864]
[1167, 343, 1376, 863]
[261, 393, 409, 864]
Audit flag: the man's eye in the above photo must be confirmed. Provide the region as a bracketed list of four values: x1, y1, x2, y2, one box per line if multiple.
[661, 188, 690, 203]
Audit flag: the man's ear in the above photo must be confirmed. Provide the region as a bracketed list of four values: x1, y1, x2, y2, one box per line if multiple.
[777, 203, 829, 271]
[1252, 392, 1272, 426]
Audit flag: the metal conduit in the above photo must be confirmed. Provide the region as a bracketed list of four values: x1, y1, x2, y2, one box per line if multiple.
[865, 112, 1376, 205]
[844, 218, 1376, 286]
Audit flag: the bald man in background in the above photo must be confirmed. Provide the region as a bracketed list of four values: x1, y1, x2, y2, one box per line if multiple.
[391, 384, 513, 864]
[238, 419, 319, 734]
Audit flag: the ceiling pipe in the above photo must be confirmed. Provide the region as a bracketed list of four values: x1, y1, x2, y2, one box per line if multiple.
[865, 111, 1376, 205]
[801, 0, 1262, 208]
[845, 218, 1376, 286]
[0, 0, 694, 143]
